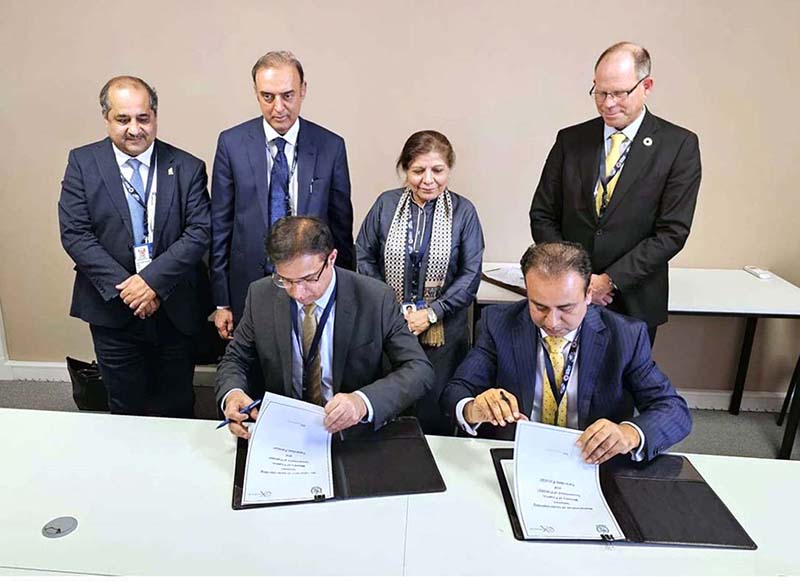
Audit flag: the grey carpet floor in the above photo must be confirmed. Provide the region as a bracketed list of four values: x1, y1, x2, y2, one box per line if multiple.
[0, 380, 797, 460]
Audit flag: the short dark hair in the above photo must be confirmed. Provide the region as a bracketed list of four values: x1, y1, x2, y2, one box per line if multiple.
[251, 50, 305, 84]
[266, 216, 333, 264]
[396, 130, 456, 174]
[595, 42, 652, 80]
[520, 242, 593, 292]
[99, 76, 158, 118]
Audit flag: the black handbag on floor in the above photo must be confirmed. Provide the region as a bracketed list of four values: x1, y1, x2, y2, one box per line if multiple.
[66, 357, 109, 411]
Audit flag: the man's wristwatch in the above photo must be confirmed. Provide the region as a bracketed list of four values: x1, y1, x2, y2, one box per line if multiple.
[427, 307, 438, 324]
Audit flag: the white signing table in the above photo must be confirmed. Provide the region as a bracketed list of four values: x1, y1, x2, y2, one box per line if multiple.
[479, 263, 800, 458]
[1, 409, 799, 576]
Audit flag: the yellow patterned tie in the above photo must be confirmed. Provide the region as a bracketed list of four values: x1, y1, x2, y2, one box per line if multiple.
[541, 336, 568, 427]
[595, 132, 627, 215]
[302, 304, 323, 406]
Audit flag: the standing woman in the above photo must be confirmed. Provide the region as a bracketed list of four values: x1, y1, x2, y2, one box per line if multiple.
[356, 130, 484, 435]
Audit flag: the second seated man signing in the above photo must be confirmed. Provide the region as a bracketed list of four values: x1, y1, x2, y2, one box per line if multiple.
[442, 241, 691, 464]
[216, 216, 434, 439]
[356, 130, 485, 435]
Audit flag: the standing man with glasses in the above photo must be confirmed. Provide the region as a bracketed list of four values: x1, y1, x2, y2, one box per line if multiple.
[210, 51, 355, 344]
[216, 216, 433, 438]
[530, 42, 701, 345]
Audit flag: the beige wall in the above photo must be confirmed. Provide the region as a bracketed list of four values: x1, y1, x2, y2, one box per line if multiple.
[1, 0, 798, 393]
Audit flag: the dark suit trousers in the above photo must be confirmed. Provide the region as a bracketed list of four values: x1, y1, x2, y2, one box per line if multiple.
[90, 312, 195, 418]
[648, 326, 657, 347]
[415, 309, 470, 436]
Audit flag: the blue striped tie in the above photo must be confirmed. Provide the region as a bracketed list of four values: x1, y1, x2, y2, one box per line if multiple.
[126, 158, 147, 244]
[269, 137, 289, 226]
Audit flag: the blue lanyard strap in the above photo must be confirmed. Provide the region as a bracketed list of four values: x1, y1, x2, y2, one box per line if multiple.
[289, 282, 337, 385]
[119, 149, 157, 239]
[540, 331, 580, 407]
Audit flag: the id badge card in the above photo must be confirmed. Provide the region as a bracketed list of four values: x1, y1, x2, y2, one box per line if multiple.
[134, 243, 153, 273]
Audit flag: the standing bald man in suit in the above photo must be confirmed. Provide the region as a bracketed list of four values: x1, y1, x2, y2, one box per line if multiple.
[530, 42, 701, 345]
[210, 50, 354, 345]
[59, 76, 211, 417]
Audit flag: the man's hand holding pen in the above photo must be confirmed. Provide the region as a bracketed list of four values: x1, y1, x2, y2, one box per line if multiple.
[463, 388, 528, 427]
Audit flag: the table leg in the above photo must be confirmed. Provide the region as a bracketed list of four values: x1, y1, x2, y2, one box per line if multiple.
[729, 317, 758, 415]
[777, 354, 800, 426]
[778, 354, 800, 459]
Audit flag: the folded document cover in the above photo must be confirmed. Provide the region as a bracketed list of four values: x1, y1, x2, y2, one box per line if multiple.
[491, 448, 756, 549]
[233, 417, 446, 510]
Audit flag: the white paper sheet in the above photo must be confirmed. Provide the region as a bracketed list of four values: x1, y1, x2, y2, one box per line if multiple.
[511, 421, 623, 540]
[483, 265, 525, 291]
[242, 393, 333, 505]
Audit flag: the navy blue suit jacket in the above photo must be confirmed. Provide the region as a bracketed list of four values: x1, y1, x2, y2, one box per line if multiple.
[210, 117, 354, 321]
[442, 302, 691, 461]
[58, 137, 211, 336]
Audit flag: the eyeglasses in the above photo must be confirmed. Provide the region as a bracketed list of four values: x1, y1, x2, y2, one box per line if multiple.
[272, 256, 329, 289]
[589, 76, 648, 103]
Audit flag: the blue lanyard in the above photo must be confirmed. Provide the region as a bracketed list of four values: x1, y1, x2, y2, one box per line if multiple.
[405, 199, 434, 303]
[540, 332, 580, 407]
[290, 282, 337, 386]
[119, 149, 157, 240]
[597, 138, 631, 217]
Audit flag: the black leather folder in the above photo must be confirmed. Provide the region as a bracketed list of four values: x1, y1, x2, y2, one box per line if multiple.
[232, 417, 446, 510]
[491, 448, 756, 549]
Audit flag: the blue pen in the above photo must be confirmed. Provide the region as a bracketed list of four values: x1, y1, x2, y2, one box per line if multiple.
[216, 398, 262, 429]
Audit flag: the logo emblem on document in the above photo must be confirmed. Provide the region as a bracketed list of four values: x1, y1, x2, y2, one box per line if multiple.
[596, 524, 610, 534]
[311, 486, 323, 496]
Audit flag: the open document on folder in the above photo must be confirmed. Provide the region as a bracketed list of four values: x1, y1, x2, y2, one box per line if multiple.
[482, 265, 526, 295]
[241, 393, 333, 506]
[504, 421, 623, 541]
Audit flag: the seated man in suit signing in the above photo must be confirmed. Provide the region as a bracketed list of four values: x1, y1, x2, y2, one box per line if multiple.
[216, 216, 434, 438]
[442, 241, 691, 464]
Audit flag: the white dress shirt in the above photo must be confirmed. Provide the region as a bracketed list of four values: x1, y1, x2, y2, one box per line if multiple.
[455, 326, 646, 461]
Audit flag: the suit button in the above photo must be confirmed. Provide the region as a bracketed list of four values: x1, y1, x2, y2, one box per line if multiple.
[595, 229, 603, 236]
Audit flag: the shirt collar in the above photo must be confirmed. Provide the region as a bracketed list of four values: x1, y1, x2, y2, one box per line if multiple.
[540, 326, 580, 345]
[603, 106, 647, 144]
[263, 117, 300, 147]
[295, 267, 337, 312]
[112, 141, 155, 170]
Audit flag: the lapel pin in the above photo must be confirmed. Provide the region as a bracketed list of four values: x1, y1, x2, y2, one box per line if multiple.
[642, 137, 653, 147]
[168, 167, 174, 175]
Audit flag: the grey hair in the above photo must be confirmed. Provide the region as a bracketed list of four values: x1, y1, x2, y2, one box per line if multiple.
[99, 76, 158, 117]
[251, 50, 305, 84]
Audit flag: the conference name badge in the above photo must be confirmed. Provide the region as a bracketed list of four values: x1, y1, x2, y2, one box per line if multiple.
[134, 243, 153, 273]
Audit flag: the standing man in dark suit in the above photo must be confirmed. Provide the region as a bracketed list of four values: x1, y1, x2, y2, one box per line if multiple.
[530, 42, 701, 344]
[58, 76, 211, 417]
[211, 50, 354, 343]
[442, 242, 691, 464]
[216, 217, 433, 439]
